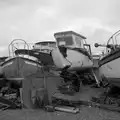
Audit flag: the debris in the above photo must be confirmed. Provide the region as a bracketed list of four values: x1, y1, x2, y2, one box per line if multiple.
[0, 96, 20, 109]
[45, 105, 55, 112]
[45, 105, 80, 114]
[0, 102, 10, 111]
[90, 86, 120, 112]
[91, 102, 120, 112]
[54, 106, 80, 114]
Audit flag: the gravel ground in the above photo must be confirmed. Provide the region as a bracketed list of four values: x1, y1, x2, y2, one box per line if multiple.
[0, 106, 120, 120]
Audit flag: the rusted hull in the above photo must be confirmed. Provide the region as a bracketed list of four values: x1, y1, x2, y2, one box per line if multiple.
[1, 57, 42, 80]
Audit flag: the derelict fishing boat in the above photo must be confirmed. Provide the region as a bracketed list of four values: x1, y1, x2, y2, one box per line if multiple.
[51, 31, 93, 71]
[95, 30, 120, 87]
[1, 39, 42, 80]
[33, 41, 56, 54]
[31, 41, 56, 66]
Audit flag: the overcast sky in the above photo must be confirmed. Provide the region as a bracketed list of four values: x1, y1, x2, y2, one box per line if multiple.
[0, 0, 120, 56]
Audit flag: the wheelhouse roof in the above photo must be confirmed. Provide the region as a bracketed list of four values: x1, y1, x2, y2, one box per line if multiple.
[35, 41, 56, 45]
[54, 31, 86, 39]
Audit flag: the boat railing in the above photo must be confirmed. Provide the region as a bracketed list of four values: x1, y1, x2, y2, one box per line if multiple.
[8, 39, 30, 58]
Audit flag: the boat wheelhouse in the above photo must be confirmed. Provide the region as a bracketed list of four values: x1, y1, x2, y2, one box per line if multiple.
[51, 31, 93, 71]
[33, 41, 56, 54]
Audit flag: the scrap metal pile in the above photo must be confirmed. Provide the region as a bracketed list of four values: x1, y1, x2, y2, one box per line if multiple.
[59, 67, 96, 95]
[0, 81, 22, 110]
[59, 70, 81, 93]
[52, 70, 120, 113]
[91, 85, 120, 112]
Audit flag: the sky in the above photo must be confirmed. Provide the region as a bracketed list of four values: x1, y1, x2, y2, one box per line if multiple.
[0, 0, 120, 56]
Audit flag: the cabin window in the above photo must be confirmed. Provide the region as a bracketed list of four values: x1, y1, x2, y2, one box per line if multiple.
[75, 36, 82, 47]
[49, 43, 56, 48]
[40, 43, 48, 45]
[57, 36, 74, 46]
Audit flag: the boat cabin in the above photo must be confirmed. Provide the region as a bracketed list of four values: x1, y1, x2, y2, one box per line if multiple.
[54, 31, 87, 48]
[33, 41, 56, 53]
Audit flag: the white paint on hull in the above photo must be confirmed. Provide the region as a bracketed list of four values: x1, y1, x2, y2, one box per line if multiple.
[51, 48, 93, 71]
[25, 61, 41, 67]
[100, 57, 120, 78]
[51, 48, 71, 69]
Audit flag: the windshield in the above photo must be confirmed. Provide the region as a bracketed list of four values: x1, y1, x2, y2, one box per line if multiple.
[56, 36, 74, 46]
[33, 42, 56, 49]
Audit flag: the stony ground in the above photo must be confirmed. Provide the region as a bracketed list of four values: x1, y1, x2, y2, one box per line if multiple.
[0, 106, 120, 120]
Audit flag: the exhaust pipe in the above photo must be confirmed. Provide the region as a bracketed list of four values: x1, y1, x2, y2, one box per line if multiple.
[94, 43, 107, 48]
[94, 43, 116, 49]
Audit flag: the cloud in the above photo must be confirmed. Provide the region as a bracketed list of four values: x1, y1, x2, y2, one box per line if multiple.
[104, 0, 120, 26]
[89, 28, 114, 54]
[0, 0, 119, 56]
[0, 46, 8, 56]
[0, 46, 7, 51]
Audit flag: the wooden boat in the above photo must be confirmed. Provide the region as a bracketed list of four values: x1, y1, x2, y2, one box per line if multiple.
[51, 31, 93, 71]
[1, 39, 42, 80]
[95, 30, 120, 87]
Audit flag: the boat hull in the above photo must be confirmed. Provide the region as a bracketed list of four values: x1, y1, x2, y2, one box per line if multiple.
[1, 57, 42, 80]
[51, 47, 93, 71]
[99, 55, 120, 87]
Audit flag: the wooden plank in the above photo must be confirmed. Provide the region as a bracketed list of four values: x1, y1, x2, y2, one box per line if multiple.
[0, 103, 10, 111]
[54, 106, 80, 113]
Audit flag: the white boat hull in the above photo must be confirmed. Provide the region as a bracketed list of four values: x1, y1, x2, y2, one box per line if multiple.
[51, 47, 93, 71]
[99, 56, 120, 87]
[95, 30, 120, 87]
